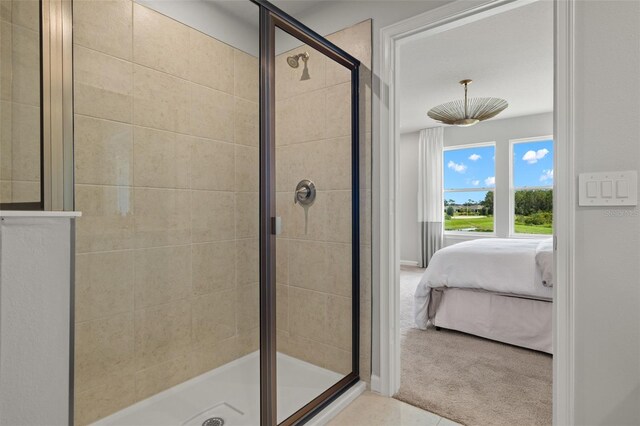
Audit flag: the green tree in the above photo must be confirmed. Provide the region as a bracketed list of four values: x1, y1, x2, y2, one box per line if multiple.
[446, 206, 454, 216]
[464, 199, 475, 215]
[514, 189, 552, 215]
[481, 191, 494, 215]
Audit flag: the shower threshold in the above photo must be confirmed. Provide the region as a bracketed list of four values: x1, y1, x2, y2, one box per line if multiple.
[92, 352, 343, 426]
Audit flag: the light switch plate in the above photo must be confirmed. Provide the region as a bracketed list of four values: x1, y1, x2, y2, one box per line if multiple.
[579, 171, 637, 206]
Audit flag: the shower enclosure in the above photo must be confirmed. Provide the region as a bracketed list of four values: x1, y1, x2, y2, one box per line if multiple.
[66, 0, 370, 425]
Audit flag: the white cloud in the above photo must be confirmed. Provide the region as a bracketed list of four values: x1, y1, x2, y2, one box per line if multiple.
[471, 180, 480, 186]
[540, 169, 554, 182]
[468, 153, 481, 161]
[484, 176, 495, 186]
[522, 148, 550, 164]
[447, 160, 467, 173]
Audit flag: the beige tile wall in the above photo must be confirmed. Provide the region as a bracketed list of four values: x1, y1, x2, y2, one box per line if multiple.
[0, 0, 41, 203]
[274, 20, 372, 383]
[72, 2, 259, 424]
[73, 2, 371, 422]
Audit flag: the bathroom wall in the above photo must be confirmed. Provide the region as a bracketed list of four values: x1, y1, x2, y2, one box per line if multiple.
[274, 20, 372, 381]
[72, 1, 258, 423]
[573, 1, 640, 423]
[0, 0, 41, 204]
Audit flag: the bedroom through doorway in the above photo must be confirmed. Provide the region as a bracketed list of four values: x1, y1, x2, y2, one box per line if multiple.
[395, 1, 555, 424]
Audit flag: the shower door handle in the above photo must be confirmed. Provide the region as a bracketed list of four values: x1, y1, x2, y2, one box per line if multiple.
[272, 216, 282, 235]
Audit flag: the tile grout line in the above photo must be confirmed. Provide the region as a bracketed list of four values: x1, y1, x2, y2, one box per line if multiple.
[129, 0, 140, 401]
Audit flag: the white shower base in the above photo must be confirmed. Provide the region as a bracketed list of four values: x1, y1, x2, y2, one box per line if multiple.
[93, 352, 344, 426]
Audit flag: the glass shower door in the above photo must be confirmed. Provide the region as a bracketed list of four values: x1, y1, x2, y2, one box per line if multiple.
[258, 7, 360, 423]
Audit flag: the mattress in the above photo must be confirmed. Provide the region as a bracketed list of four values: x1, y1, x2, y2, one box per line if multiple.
[432, 288, 553, 353]
[415, 238, 553, 329]
[418, 238, 553, 300]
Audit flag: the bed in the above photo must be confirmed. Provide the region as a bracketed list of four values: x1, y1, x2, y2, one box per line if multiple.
[414, 238, 554, 354]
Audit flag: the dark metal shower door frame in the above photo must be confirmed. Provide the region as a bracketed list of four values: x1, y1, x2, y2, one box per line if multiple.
[254, 1, 361, 425]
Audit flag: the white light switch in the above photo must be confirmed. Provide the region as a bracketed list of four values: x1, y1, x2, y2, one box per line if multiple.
[601, 181, 613, 198]
[579, 171, 637, 206]
[616, 180, 628, 198]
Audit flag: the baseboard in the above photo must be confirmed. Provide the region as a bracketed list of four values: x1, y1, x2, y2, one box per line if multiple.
[307, 381, 366, 425]
[400, 260, 419, 266]
[370, 374, 381, 393]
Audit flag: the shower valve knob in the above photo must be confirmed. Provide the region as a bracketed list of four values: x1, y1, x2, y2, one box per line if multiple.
[295, 187, 309, 201]
[294, 180, 316, 206]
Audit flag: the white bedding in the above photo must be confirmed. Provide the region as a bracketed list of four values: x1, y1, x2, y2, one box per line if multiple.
[415, 238, 553, 329]
[536, 238, 554, 287]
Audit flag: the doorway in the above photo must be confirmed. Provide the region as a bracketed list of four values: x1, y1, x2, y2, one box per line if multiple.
[375, 0, 576, 424]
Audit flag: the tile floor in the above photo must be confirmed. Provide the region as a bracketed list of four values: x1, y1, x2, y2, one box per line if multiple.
[327, 392, 462, 426]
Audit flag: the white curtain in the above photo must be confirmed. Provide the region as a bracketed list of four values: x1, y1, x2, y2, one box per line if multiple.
[417, 127, 444, 268]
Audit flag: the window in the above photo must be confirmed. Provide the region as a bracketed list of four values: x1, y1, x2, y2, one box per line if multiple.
[510, 138, 554, 235]
[443, 144, 495, 233]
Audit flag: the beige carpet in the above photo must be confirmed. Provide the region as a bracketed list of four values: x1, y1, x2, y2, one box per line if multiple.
[395, 266, 552, 426]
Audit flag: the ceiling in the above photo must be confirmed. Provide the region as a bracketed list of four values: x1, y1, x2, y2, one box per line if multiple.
[272, 0, 328, 17]
[144, 0, 451, 56]
[206, 0, 326, 29]
[398, 0, 553, 134]
[203, 0, 332, 53]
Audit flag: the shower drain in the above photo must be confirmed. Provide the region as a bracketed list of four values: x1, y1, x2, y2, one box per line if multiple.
[202, 418, 224, 426]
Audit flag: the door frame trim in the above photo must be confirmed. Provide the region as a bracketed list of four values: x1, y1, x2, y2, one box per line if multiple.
[374, 1, 575, 424]
[258, 7, 277, 425]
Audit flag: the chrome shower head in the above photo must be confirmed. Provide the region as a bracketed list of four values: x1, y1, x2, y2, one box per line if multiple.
[286, 52, 309, 68]
[286, 52, 310, 80]
[287, 55, 300, 68]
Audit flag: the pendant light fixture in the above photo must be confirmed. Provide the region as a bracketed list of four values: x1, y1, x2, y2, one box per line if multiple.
[427, 79, 508, 127]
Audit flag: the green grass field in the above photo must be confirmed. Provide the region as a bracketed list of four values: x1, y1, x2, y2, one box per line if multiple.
[445, 215, 552, 235]
[513, 223, 553, 234]
[445, 216, 494, 232]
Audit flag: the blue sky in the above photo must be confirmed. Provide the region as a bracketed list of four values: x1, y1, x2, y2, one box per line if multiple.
[443, 139, 553, 204]
[512, 139, 554, 187]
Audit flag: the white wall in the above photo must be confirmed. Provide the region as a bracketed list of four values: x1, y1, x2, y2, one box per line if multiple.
[573, 1, 640, 424]
[399, 131, 420, 264]
[397, 112, 553, 259]
[0, 216, 74, 425]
